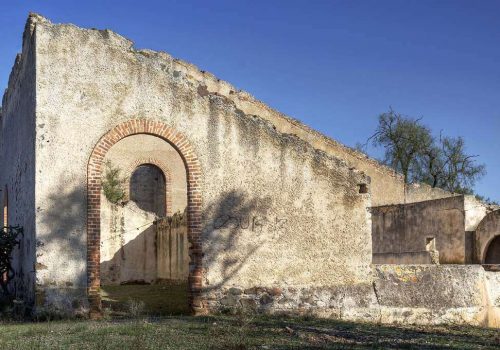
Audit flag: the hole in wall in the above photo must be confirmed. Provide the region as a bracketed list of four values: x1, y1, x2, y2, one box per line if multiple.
[426, 237, 436, 251]
[358, 184, 368, 194]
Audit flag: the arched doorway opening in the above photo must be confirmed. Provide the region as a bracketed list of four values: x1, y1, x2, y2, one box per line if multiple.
[87, 120, 203, 317]
[99, 136, 189, 315]
[484, 236, 500, 264]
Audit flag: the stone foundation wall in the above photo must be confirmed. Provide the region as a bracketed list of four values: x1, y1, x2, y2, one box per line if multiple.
[204, 284, 379, 322]
[204, 265, 500, 328]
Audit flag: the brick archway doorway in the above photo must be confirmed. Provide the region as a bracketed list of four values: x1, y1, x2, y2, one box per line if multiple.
[87, 120, 203, 316]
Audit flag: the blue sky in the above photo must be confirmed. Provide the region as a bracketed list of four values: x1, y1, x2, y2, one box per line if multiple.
[1, 1, 499, 201]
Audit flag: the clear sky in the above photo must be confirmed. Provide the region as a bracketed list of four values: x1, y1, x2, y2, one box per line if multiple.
[1, 1, 499, 201]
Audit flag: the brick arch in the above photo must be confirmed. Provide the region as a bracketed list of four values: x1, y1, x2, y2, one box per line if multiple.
[122, 158, 175, 216]
[87, 119, 203, 316]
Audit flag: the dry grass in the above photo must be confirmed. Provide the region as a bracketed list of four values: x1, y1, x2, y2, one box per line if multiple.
[0, 314, 498, 349]
[100, 283, 190, 316]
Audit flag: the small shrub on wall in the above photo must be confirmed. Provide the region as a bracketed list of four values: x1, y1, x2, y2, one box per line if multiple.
[102, 161, 127, 204]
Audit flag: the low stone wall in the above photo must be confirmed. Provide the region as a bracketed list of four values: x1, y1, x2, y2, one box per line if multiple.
[204, 265, 500, 328]
[204, 283, 380, 322]
[373, 251, 438, 264]
[373, 265, 489, 326]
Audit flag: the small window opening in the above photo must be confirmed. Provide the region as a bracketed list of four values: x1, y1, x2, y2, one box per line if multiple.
[358, 184, 368, 194]
[426, 237, 436, 251]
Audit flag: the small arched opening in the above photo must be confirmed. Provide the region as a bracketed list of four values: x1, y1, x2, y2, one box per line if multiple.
[484, 236, 500, 264]
[129, 164, 166, 216]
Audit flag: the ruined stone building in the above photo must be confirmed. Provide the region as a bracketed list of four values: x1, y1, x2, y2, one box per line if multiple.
[0, 14, 499, 326]
[373, 195, 500, 265]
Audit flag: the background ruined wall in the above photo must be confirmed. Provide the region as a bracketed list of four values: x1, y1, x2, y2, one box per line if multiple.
[31, 16, 372, 310]
[475, 210, 500, 264]
[0, 18, 37, 307]
[372, 196, 466, 264]
[372, 195, 499, 265]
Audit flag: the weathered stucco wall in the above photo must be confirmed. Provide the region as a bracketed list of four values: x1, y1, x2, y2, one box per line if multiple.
[464, 195, 490, 232]
[0, 18, 37, 307]
[100, 201, 157, 285]
[167, 58, 456, 207]
[31, 15, 372, 311]
[372, 196, 466, 264]
[14, 15, 456, 210]
[485, 271, 500, 328]
[404, 183, 458, 204]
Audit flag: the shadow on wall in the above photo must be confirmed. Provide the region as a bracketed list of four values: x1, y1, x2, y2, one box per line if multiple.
[36, 186, 274, 313]
[202, 190, 272, 290]
[100, 219, 190, 315]
[100, 190, 273, 313]
[100, 214, 189, 285]
[100, 225, 157, 285]
[37, 183, 88, 309]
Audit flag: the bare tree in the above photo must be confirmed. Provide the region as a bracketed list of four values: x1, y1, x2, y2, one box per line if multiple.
[431, 136, 484, 193]
[370, 108, 432, 184]
[370, 109, 485, 194]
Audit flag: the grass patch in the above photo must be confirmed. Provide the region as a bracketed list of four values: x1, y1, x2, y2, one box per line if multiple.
[0, 315, 498, 349]
[101, 283, 189, 316]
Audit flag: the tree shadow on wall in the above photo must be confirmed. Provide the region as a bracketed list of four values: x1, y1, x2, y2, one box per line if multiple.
[35, 182, 88, 310]
[37, 186, 275, 311]
[201, 190, 272, 290]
